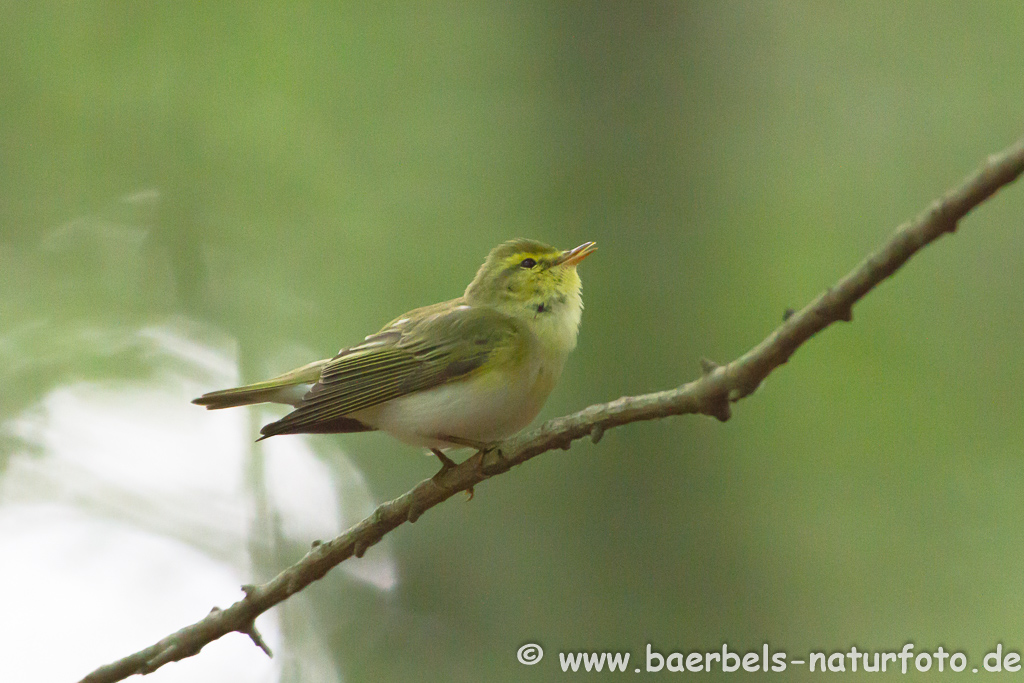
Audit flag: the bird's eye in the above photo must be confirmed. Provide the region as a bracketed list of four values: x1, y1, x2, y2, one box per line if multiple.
[519, 258, 537, 269]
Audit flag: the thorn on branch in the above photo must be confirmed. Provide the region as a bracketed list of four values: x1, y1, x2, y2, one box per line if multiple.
[143, 641, 191, 674]
[310, 539, 322, 549]
[821, 288, 854, 322]
[929, 198, 959, 233]
[407, 502, 423, 524]
[704, 395, 732, 422]
[141, 649, 171, 674]
[783, 307, 796, 321]
[590, 423, 605, 444]
[243, 621, 273, 658]
[240, 584, 257, 598]
[354, 539, 369, 557]
[699, 358, 720, 376]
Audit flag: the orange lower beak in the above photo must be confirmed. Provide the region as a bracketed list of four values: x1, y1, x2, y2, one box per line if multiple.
[557, 241, 597, 267]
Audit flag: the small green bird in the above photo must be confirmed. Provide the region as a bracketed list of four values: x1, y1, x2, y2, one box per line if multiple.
[193, 239, 596, 470]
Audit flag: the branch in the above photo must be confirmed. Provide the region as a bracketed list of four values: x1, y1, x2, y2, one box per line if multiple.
[80, 136, 1024, 683]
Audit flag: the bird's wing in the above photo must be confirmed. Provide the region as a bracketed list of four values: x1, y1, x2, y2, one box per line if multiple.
[259, 303, 523, 438]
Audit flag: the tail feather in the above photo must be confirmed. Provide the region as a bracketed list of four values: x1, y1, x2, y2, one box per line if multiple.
[192, 359, 329, 410]
[192, 383, 304, 409]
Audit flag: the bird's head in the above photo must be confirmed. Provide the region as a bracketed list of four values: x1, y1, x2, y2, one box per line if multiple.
[464, 239, 596, 329]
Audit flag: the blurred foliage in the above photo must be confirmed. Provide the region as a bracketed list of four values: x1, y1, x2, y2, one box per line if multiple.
[2, 2, 1024, 681]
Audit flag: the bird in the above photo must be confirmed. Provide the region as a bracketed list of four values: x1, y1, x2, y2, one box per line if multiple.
[193, 238, 596, 473]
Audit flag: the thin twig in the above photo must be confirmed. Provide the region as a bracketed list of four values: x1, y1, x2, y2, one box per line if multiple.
[79, 135, 1024, 683]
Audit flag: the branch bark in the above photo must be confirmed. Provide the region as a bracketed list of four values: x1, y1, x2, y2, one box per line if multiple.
[80, 135, 1024, 683]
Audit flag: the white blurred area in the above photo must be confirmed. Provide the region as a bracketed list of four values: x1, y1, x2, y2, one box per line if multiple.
[0, 320, 396, 683]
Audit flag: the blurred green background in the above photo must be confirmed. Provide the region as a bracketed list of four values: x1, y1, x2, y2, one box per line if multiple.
[2, 2, 1024, 681]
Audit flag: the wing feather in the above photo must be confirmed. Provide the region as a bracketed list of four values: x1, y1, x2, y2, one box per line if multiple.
[259, 304, 522, 438]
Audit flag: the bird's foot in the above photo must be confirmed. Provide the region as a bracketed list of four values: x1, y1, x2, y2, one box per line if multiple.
[481, 447, 511, 475]
[441, 434, 506, 471]
[431, 443, 482, 501]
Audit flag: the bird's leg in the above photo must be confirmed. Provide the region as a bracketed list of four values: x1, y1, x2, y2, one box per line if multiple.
[430, 448, 476, 500]
[430, 448, 458, 472]
[435, 437, 498, 501]
[440, 434, 496, 451]
[430, 448, 477, 498]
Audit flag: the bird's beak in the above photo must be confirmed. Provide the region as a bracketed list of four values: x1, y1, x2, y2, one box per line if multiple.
[556, 241, 597, 267]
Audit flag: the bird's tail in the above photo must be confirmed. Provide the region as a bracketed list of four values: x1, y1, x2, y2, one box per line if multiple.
[192, 359, 329, 410]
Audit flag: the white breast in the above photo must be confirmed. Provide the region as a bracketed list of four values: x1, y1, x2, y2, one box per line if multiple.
[356, 345, 568, 450]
